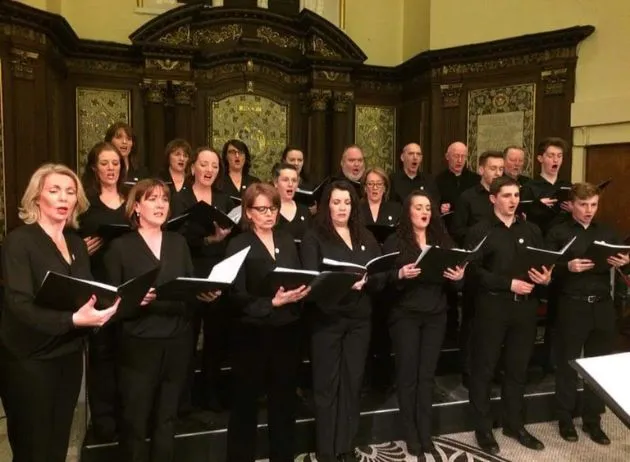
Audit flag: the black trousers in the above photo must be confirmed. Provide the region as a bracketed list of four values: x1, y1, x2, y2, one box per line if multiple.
[87, 325, 119, 435]
[470, 293, 538, 432]
[1, 348, 82, 462]
[459, 277, 477, 377]
[226, 321, 300, 462]
[445, 285, 460, 336]
[118, 331, 190, 462]
[555, 296, 616, 425]
[541, 282, 559, 370]
[390, 310, 446, 445]
[311, 315, 371, 457]
[181, 299, 230, 411]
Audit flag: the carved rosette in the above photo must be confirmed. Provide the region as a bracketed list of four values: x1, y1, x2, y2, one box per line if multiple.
[145, 58, 191, 72]
[440, 83, 463, 108]
[10, 48, 39, 80]
[333, 91, 354, 112]
[141, 79, 168, 104]
[172, 81, 197, 105]
[541, 68, 568, 95]
[309, 89, 332, 112]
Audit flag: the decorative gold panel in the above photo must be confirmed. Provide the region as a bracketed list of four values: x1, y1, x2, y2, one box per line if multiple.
[76, 88, 131, 175]
[209, 94, 288, 181]
[0, 60, 6, 241]
[467, 83, 536, 176]
[354, 105, 396, 173]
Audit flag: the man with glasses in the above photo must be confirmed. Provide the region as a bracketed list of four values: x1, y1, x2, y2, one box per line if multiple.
[390, 143, 440, 205]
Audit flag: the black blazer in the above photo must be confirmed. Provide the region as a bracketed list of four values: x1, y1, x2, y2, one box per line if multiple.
[104, 231, 193, 338]
[359, 200, 402, 226]
[300, 227, 385, 319]
[172, 187, 233, 277]
[276, 202, 312, 241]
[225, 229, 302, 326]
[1, 224, 91, 359]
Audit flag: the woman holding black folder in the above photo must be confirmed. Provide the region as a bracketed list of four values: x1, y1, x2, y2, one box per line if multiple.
[104, 178, 220, 462]
[172, 146, 233, 412]
[220, 139, 261, 204]
[382, 190, 465, 457]
[79, 141, 129, 441]
[224, 182, 310, 462]
[0, 163, 119, 462]
[272, 162, 312, 241]
[301, 180, 388, 462]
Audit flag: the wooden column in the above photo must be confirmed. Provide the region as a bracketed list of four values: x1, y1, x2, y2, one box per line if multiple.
[331, 90, 354, 169]
[172, 81, 196, 143]
[141, 79, 167, 173]
[307, 88, 331, 182]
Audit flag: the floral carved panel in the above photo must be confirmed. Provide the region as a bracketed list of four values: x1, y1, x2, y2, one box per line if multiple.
[355, 105, 396, 173]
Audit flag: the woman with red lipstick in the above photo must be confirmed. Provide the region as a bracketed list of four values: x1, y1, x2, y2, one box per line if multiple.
[360, 167, 402, 228]
[159, 138, 192, 196]
[0, 164, 119, 462]
[172, 147, 233, 413]
[225, 183, 310, 462]
[272, 163, 312, 241]
[79, 141, 129, 441]
[300, 180, 388, 462]
[382, 190, 465, 457]
[105, 122, 149, 185]
[220, 139, 261, 204]
[104, 178, 220, 462]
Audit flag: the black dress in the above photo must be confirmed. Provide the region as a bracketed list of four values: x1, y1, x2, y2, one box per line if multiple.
[104, 231, 194, 462]
[300, 227, 386, 458]
[0, 223, 92, 462]
[171, 186, 233, 411]
[225, 230, 302, 462]
[79, 194, 128, 439]
[359, 200, 402, 226]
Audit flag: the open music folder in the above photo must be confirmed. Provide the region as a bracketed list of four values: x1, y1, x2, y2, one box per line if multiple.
[156, 246, 251, 301]
[413, 236, 487, 284]
[321, 251, 400, 276]
[34, 267, 160, 314]
[514, 235, 577, 280]
[583, 240, 630, 271]
[294, 177, 329, 206]
[95, 214, 189, 241]
[571, 353, 630, 429]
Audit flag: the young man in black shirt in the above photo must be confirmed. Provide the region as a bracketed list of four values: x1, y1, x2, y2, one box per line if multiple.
[465, 176, 552, 455]
[546, 182, 629, 445]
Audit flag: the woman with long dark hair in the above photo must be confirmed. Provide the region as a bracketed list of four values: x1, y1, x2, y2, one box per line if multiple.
[281, 146, 311, 189]
[104, 122, 149, 183]
[300, 180, 388, 462]
[172, 147, 233, 413]
[383, 190, 465, 456]
[79, 141, 129, 441]
[221, 139, 261, 201]
[159, 138, 192, 196]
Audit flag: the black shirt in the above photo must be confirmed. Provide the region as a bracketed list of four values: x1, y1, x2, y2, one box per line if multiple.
[276, 202, 312, 241]
[104, 231, 193, 339]
[506, 173, 531, 187]
[172, 187, 233, 277]
[390, 170, 440, 205]
[465, 215, 545, 293]
[157, 170, 192, 197]
[220, 172, 261, 201]
[546, 219, 623, 296]
[359, 200, 402, 226]
[382, 234, 450, 317]
[435, 168, 480, 209]
[79, 194, 128, 281]
[520, 175, 572, 235]
[451, 184, 493, 246]
[1, 224, 91, 359]
[330, 172, 363, 198]
[300, 227, 384, 319]
[225, 229, 302, 326]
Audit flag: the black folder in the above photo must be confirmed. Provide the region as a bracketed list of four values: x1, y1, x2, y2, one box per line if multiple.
[514, 236, 576, 280]
[294, 178, 329, 206]
[320, 251, 400, 276]
[366, 224, 397, 245]
[262, 267, 364, 305]
[571, 353, 630, 429]
[156, 245, 250, 301]
[34, 267, 159, 314]
[95, 214, 189, 241]
[186, 200, 238, 232]
[414, 236, 487, 284]
[554, 178, 611, 203]
[583, 240, 630, 271]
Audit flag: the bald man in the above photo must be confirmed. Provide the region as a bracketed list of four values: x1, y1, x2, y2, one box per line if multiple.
[435, 142, 480, 223]
[389, 143, 440, 204]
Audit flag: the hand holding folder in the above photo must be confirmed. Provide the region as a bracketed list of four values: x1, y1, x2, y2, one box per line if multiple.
[582, 240, 630, 271]
[413, 236, 487, 284]
[320, 251, 400, 276]
[514, 235, 577, 280]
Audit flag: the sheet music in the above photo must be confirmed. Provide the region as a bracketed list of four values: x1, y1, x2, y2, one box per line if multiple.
[575, 353, 630, 417]
[207, 246, 251, 283]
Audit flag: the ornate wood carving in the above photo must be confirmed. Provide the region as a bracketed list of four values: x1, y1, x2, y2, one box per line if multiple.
[309, 89, 332, 111]
[172, 81, 197, 105]
[10, 48, 39, 80]
[541, 68, 568, 95]
[333, 91, 354, 112]
[440, 83, 462, 108]
[141, 79, 168, 104]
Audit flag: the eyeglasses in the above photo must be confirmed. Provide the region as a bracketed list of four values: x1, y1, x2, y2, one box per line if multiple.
[227, 149, 242, 155]
[249, 206, 279, 214]
[366, 182, 385, 189]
